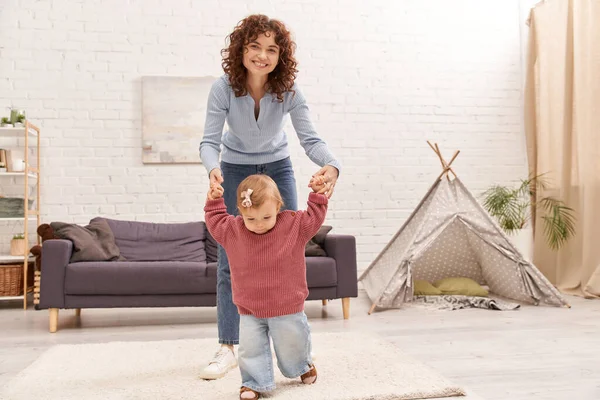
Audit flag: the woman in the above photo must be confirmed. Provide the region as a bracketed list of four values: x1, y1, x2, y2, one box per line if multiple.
[198, 14, 340, 381]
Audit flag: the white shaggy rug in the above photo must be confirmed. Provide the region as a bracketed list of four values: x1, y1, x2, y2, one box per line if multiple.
[2, 332, 465, 400]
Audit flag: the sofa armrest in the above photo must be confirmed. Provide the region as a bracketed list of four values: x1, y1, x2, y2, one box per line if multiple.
[323, 234, 358, 298]
[38, 239, 73, 309]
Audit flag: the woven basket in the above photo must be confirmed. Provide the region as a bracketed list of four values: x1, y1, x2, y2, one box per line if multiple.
[0, 263, 34, 296]
[0, 264, 23, 296]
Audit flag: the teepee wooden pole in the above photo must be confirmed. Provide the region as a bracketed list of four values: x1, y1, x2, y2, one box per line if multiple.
[427, 141, 446, 170]
[428, 141, 451, 180]
[444, 150, 460, 179]
[447, 150, 460, 165]
[368, 303, 377, 315]
[434, 143, 452, 181]
[426, 140, 438, 155]
[427, 141, 460, 180]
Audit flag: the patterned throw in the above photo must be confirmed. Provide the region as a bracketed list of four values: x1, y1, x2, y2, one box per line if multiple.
[413, 295, 521, 311]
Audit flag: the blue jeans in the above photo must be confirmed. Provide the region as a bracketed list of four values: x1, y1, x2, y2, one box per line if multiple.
[239, 311, 313, 392]
[217, 157, 298, 345]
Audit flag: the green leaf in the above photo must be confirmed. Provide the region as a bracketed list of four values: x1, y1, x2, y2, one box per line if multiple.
[481, 174, 576, 250]
[482, 185, 527, 233]
[539, 198, 576, 250]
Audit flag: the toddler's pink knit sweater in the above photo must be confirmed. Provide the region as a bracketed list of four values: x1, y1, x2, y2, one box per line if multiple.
[204, 192, 328, 318]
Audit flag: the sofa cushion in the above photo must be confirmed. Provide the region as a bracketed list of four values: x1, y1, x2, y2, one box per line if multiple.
[50, 218, 123, 263]
[305, 225, 333, 257]
[205, 229, 218, 263]
[206, 262, 217, 278]
[65, 261, 216, 295]
[99, 218, 207, 262]
[306, 257, 337, 288]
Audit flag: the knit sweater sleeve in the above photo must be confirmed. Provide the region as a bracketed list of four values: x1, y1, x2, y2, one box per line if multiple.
[287, 84, 341, 172]
[203, 197, 236, 247]
[297, 192, 329, 242]
[199, 77, 229, 175]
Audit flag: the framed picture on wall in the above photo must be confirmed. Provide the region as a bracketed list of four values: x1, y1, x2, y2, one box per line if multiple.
[141, 75, 218, 164]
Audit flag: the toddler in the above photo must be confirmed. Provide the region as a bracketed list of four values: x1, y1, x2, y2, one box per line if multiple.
[204, 174, 328, 400]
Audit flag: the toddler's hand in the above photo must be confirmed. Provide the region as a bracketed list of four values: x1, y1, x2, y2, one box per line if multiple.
[308, 175, 326, 193]
[208, 183, 224, 200]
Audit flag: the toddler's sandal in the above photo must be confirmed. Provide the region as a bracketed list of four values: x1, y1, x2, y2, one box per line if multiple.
[240, 386, 260, 400]
[300, 364, 317, 385]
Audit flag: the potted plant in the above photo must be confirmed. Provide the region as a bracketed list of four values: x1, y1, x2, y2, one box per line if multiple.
[13, 113, 26, 127]
[10, 233, 26, 256]
[482, 174, 576, 259]
[0, 117, 10, 127]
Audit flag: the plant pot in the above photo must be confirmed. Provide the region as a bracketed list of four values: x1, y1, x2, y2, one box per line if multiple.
[9, 109, 19, 124]
[509, 228, 533, 261]
[10, 239, 26, 256]
[11, 159, 25, 172]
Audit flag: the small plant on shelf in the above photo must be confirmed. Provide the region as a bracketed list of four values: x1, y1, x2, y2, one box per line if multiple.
[10, 233, 26, 256]
[0, 117, 10, 127]
[13, 114, 26, 127]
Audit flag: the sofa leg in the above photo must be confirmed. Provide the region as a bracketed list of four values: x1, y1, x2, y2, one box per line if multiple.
[75, 308, 81, 317]
[342, 298, 350, 319]
[49, 308, 59, 333]
[322, 300, 328, 306]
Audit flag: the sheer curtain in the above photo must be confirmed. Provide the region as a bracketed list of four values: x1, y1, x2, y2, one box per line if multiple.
[524, 0, 600, 298]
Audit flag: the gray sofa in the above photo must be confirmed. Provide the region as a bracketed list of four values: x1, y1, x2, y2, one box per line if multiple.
[38, 218, 358, 333]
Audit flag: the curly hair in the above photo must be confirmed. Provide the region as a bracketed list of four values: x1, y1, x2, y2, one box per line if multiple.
[221, 14, 298, 102]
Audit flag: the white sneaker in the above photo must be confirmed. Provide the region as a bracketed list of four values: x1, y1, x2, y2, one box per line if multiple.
[199, 347, 238, 380]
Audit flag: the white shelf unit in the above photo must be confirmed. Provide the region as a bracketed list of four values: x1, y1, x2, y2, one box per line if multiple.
[0, 121, 41, 309]
[0, 295, 27, 301]
[1, 172, 38, 179]
[0, 255, 36, 262]
[0, 126, 38, 137]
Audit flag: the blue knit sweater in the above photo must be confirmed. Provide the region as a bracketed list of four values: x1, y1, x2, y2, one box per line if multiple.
[199, 75, 341, 174]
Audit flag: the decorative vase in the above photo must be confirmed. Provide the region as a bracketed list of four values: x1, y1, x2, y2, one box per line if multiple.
[10, 238, 26, 256]
[9, 109, 19, 124]
[11, 159, 25, 172]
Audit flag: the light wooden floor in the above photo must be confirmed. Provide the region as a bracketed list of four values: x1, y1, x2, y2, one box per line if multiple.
[1, 290, 600, 400]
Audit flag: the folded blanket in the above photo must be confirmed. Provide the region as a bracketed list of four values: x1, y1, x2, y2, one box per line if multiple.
[413, 295, 521, 311]
[50, 217, 123, 263]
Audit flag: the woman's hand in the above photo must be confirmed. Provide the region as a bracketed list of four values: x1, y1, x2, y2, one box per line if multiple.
[209, 168, 224, 187]
[208, 183, 224, 200]
[309, 165, 339, 198]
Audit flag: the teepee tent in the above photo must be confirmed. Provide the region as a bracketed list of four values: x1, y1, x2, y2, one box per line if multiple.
[359, 142, 569, 313]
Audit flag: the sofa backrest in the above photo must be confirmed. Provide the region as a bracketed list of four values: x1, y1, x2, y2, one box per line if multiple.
[99, 218, 207, 262]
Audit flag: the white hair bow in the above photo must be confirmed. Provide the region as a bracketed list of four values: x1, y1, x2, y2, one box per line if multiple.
[241, 188, 253, 207]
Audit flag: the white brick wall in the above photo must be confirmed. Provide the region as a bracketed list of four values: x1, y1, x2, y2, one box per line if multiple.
[0, 0, 530, 273]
